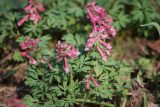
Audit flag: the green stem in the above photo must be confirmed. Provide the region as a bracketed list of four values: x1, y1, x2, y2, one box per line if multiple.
[75, 99, 114, 107]
[70, 72, 73, 84]
[143, 92, 148, 107]
[122, 98, 127, 107]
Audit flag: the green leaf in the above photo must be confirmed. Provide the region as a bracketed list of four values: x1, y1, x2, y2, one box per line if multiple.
[40, 36, 52, 42]
[75, 34, 85, 45]
[13, 50, 23, 62]
[16, 36, 26, 43]
[94, 63, 103, 77]
[62, 33, 76, 45]
[24, 95, 39, 106]
[25, 78, 38, 86]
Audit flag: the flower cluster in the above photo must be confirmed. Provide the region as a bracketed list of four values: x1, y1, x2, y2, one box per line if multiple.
[56, 41, 80, 73]
[20, 37, 40, 65]
[85, 76, 100, 90]
[85, 0, 116, 61]
[18, 0, 44, 26]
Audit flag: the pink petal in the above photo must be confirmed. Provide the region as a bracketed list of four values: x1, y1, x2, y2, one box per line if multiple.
[37, 2, 45, 12]
[18, 0, 44, 25]
[21, 52, 28, 57]
[85, 37, 98, 51]
[20, 37, 40, 50]
[24, 4, 32, 13]
[96, 45, 107, 61]
[63, 57, 69, 73]
[26, 55, 38, 65]
[106, 49, 111, 56]
[29, 13, 41, 23]
[99, 40, 112, 49]
[42, 57, 53, 70]
[17, 15, 29, 26]
[110, 26, 116, 37]
[85, 78, 90, 90]
[91, 77, 100, 87]
[67, 46, 80, 58]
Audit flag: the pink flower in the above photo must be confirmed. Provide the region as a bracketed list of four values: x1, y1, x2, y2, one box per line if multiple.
[18, 0, 44, 26]
[67, 46, 80, 58]
[20, 37, 39, 65]
[85, 77, 100, 90]
[99, 40, 112, 49]
[29, 13, 41, 23]
[5, 95, 26, 107]
[85, 35, 100, 51]
[96, 45, 107, 61]
[85, 77, 90, 90]
[36, 1, 45, 12]
[98, 40, 112, 60]
[26, 55, 38, 65]
[24, 4, 32, 13]
[56, 41, 71, 63]
[17, 15, 29, 26]
[85, 37, 97, 51]
[110, 26, 116, 37]
[63, 57, 69, 73]
[41, 57, 53, 70]
[21, 50, 36, 64]
[56, 41, 80, 73]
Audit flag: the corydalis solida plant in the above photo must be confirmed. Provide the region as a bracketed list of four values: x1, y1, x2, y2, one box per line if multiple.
[18, 0, 44, 26]
[85, 0, 116, 61]
[22, 0, 132, 106]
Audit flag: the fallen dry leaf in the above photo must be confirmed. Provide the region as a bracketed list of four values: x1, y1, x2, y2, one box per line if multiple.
[147, 40, 160, 55]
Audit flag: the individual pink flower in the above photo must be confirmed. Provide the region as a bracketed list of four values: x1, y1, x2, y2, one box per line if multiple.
[110, 26, 116, 37]
[20, 37, 39, 65]
[63, 57, 69, 73]
[17, 15, 29, 26]
[96, 45, 107, 61]
[85, 77, 90, 90]
[99, 40, 112, 55]
[29, 13, 41, 23]
[56, 41, 80, 73]
[85, 34, 101, 51]
[85, 37, 97, 51]
[41, 57, 53, 70]
[18, 0, 44, 26]
[5, 95, 26, 107]
[67, 46, 80, 58]
[85, 77, 100, 90]
[85, 0, 116, 61]
[24, 54, 38, 65]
